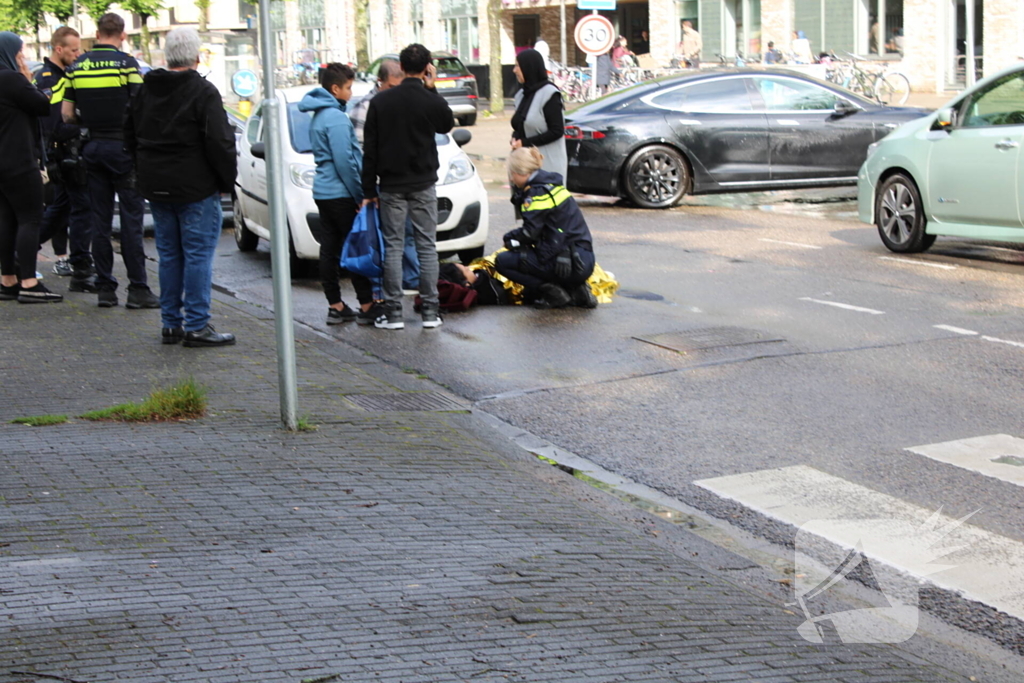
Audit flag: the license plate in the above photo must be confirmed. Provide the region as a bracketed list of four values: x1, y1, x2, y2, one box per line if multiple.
[435, 80, 457, 89]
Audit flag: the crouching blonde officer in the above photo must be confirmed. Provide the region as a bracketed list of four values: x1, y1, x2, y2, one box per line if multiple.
[495, 147, 597, 308]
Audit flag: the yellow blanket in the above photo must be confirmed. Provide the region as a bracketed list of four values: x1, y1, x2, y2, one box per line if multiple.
[469, 249, 619, 305]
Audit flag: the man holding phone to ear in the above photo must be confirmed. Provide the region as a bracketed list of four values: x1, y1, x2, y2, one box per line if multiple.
[360, 43, 454, 331]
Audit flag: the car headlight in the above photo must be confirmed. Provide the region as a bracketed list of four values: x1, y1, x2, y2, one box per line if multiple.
[440, 155, 474, 185]
[289, 163, 316, 190]
[865, 142, 880, 159]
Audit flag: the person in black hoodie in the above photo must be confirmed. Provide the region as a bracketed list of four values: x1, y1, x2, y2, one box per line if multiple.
[124, 27, 237, 347]
[360, 43, 454, 331]
[0, 31, 62, 303]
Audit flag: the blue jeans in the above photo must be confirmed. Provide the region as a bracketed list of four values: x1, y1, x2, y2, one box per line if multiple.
[150, 194, 222, 332]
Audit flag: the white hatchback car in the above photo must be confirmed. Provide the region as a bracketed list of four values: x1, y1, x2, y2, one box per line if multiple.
[233, 86, 489, 264]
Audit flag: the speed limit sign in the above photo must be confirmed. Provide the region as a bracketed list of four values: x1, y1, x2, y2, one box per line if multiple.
[574, 14, 615, 55]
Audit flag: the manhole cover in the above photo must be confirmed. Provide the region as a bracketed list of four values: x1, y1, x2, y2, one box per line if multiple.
[346, 392, 468, 412]
[633, 326, 784, 353]
[991, 455, 1024, 467]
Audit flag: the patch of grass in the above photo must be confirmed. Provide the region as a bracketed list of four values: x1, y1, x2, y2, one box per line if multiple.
[80, 377, 207, 422]
[295, 416, 318, 432]
[11, 414, 68, 427]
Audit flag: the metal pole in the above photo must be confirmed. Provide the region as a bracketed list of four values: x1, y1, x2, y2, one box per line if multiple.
[591, 10, 598, 102]
[964, 0, 976, 87]
[259, 0, 299, 431]
[560, 0, 566, 65]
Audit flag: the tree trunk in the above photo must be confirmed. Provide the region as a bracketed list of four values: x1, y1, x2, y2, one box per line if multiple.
[140, 15, 151, 64]
[198, 5, 208, 32]
[487, 0, 502, 117]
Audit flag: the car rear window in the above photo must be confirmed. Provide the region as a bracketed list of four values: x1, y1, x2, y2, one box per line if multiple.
[434, 57, 469, 77]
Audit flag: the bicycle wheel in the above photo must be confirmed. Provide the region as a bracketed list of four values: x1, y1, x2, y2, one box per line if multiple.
[876, 71, 911, 105]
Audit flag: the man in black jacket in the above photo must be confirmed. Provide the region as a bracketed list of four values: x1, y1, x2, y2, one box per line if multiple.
[361, 43, 454, 330]
[124, 27, 237, 347]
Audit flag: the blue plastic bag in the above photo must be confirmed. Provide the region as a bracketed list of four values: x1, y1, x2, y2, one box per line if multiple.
[341, 203, 385, 280]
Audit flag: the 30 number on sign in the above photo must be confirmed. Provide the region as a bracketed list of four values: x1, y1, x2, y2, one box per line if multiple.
[574, 15, 615, 55]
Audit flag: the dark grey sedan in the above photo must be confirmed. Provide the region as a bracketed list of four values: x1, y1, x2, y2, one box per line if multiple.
[565, 69, 931, 208]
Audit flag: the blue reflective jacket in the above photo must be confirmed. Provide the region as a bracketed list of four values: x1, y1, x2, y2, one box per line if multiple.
[298, 87, 363, 201]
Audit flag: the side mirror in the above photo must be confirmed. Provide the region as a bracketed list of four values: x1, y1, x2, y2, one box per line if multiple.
[934, 107, 955, 130]
[452, 128, 472, 147]
[834, 99, 860, 116]
[250, 141, 266, 159]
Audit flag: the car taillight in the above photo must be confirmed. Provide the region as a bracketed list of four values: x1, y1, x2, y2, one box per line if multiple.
[459, 76, 478, 97]
[564, 126, 605, 140]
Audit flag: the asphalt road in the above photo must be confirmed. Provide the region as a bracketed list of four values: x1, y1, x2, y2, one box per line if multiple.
[212, 170, 1024, 676]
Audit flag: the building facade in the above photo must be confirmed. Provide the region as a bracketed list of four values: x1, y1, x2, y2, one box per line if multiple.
[23, 0, 1024, 95]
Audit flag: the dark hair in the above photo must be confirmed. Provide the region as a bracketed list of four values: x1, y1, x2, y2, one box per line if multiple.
[767, 41, 774, 48]
[51, 26, 79, 48]
[399, 43, 431, 75]
[97, 13, 125, 37]
[376, 58, 400, 81]
[320, 62, 355, 92]
[438, 262, 469, 286]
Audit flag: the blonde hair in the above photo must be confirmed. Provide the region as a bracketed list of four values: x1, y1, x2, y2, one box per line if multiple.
[507, 146, 544, 177]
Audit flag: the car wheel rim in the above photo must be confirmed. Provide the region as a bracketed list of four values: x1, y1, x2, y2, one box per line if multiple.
[233, 200, 245, 243]
[633, 152, 681, 204]
[880, 182, 916, 244]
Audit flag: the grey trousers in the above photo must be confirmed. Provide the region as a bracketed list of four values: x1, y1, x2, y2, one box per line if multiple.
[379, 187, 439, 306]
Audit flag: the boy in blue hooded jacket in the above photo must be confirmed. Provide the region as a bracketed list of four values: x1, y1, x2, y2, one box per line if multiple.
[298, 63, 374, 325]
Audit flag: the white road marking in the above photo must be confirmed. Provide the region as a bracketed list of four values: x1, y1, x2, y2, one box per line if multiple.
[907, 434, 1024, 488]
[695, 465, 1024, 621]
[982, 335, 1024, 349]
[879, 256, 958, 270]
[933, 325, 979, 336]
[758, 238, 823, 250]
[799, 297, 885, 315]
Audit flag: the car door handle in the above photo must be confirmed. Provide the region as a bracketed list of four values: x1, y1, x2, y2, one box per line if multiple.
[995, 139, 1020, 150]
[883, 123, 899, 129]
[776, 119, 800, 126]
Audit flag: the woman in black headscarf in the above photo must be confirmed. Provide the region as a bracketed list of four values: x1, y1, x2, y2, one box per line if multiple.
[0, 31, 61, 303]
[510, 47, 567, 180]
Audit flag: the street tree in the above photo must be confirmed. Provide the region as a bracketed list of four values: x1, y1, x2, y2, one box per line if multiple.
[195, 0, 208, 32]
[487, 0, 501, 117]
[42, 0, 72, 22]
[120, 0, 161, 63]
[80, 0, 110, 21]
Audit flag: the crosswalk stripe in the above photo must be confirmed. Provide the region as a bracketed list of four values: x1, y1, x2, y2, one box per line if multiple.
[695, 465, 1024, 621]
[907, 434, 1024, 488]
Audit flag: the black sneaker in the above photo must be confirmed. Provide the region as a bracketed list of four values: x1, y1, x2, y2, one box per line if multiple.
[0, 283, 19, 301]
[183, 324, 236, 347]
[357, 302, 385, 326]
[126, 287, 160, 310]
[17, 282, 63, 303]
[161, 327, 185, 344]
[326, 303, 357, 325]
[69, 273, 98, 293]
[98, 290, 118, 308]
[373, 302, 404, 330]
[421, 303, 443, 329]
[570, 283, 598, 309]
[534, 283, 571, 309]
[52, 258, 73, 276]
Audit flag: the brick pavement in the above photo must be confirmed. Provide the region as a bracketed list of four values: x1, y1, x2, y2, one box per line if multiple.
[0, 272, 970, 683]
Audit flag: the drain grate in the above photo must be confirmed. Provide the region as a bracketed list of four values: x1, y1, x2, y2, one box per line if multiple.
[634, 326, 784, 354]
[346, 392, 468, 412]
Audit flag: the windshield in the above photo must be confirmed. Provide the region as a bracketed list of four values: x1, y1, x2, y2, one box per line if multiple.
[434, 57, 469, 77]
[287, 103, 449, 155]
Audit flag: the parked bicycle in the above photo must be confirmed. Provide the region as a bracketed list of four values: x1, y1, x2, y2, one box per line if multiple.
[826, 52, 911, 106]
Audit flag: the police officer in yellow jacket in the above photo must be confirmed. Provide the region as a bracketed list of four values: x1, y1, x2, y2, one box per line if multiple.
[61, 13, 158, 309]
[496, 147, 597, 309]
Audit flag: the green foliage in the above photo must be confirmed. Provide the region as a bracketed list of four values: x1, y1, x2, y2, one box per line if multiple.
[80, 377, 207, 422]
[11, 414, 68, 427]
[42, 0, 73, 22]
[80, 0, 110, 21]
[294, 415, 318, 432]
